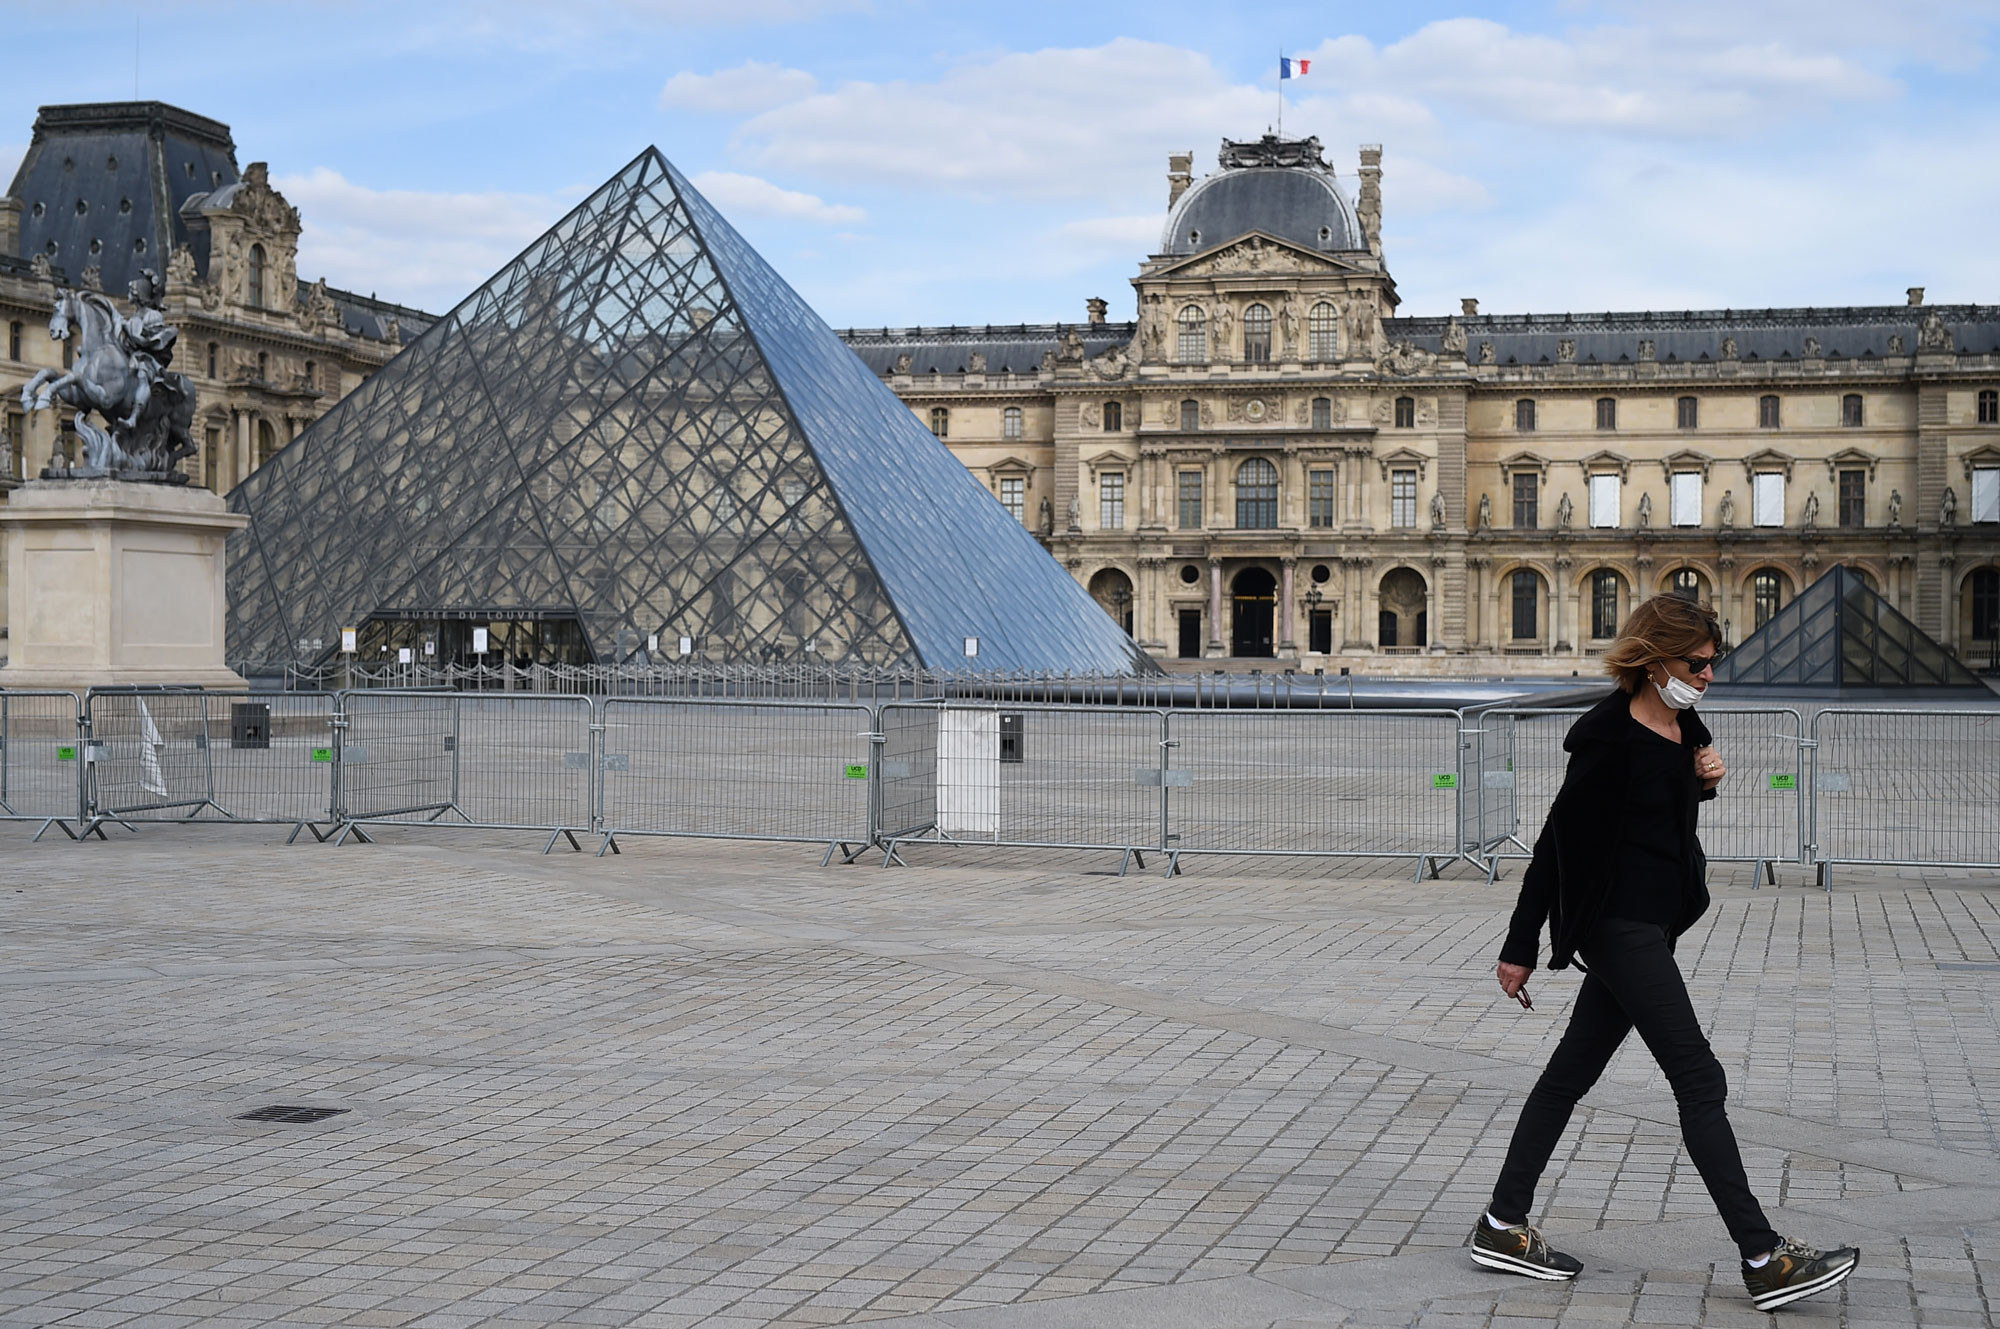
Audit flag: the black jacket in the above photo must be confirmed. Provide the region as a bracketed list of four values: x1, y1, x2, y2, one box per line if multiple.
[1499, 689, 1717, 971]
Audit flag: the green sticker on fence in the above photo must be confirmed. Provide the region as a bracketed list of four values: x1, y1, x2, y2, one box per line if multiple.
[1432, 773, 1458, 789]
[55, 745, 76, 761]
[310, 748, 334, 764]
[844, 763, 869, 780]
[1769, 773, 1797, 790]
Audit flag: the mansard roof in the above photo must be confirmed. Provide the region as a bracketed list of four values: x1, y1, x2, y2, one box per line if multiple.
[1160, 136, 1362, 257]
[840, 323, 1136, 377]
[1387, 305, 2000, 366]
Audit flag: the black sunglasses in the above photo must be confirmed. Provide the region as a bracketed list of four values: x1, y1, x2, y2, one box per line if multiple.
[1673, 650, 1726, 673]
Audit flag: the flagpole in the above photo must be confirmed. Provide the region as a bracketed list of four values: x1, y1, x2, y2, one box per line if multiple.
[1277, 48, 1284, 136]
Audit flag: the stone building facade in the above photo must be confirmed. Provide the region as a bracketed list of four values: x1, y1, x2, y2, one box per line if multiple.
[843, 135, 2000, 675]
[0, 102, 431, 633]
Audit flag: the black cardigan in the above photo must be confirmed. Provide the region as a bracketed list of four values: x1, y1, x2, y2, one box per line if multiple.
[1499, 689, 1717, 971]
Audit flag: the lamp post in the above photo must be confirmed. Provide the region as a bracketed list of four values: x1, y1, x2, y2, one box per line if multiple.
[1304, 586, 1322, 653]
[1110, 584, 1133, 636]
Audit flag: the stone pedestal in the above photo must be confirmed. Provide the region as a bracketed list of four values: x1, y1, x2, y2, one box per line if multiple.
[0, 479, 249, 692]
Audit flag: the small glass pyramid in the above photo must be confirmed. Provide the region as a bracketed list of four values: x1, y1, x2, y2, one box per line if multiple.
[227, 148, 1153, 673]
[1716, 565, 1985, 691]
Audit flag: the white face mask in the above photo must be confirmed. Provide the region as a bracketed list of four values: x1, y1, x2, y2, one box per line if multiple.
[1654, 672, 1704, 710]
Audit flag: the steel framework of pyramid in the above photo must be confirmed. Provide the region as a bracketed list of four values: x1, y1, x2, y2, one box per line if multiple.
[1715, 564, 1987, 693]
[225, 148, 1153, 673]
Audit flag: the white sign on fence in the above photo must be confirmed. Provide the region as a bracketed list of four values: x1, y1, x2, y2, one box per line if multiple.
[937, 708, 999, 838]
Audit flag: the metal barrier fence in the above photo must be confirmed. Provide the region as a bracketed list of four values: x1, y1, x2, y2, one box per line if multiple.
[0, 691, 84, 836]
[6, 691, 1997, 882]
[1809, 708, 2000, 885]
[597, 698, 876, 859]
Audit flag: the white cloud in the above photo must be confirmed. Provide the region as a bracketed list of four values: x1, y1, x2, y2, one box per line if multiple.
[688, 171, 864, 224]
[0, 143, 24, 190]
[661, 62, 818, 114]
[273, 167, 567, 313]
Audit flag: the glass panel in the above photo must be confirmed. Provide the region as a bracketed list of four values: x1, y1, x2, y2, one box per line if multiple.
[1589, 474, 1619, 528]
[1235, 458, 1277, 529]
[1390, 469, 1417, 528]
[1177, 470, 1204, 529]
[1753, 473, 1785, 526]
[1512, 473, 1537, 529]
[1973, 468, 2000, 524]
[1308, 469, 1336, 528]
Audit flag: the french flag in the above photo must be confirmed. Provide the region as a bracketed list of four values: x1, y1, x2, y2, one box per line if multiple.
[1280, 56, 1310, 79]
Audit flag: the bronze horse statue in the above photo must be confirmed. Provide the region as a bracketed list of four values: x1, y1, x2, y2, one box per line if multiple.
[19, 284, 196, 478]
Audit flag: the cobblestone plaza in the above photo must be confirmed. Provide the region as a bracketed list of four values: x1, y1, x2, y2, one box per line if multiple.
[2, 823, 1997, 1327]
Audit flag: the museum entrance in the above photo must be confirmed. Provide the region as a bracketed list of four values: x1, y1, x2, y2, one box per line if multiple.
[1230, 567, 1276, 657]
[355, 612, 595, 670]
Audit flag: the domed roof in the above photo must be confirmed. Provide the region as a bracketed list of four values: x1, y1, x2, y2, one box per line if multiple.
[1159, 136, 1360, 258]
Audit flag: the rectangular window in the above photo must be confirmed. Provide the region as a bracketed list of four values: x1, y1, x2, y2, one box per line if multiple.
[1677, 396, 1699, 429]
[1099, 471, 1125, 530]
[1842, 394, 1864, 427]
[1973, 467, 2000, 524]
[1596, 397, 1616, 430]
[1759, 395, 1780, 429]
[1591, 571, 1619, 639]
[1670, 472, 1701, 527]
[1178, 609, 1203, 659]
[999, 476, 1025, 524]
[1511, 571, 1538, 641]
[1589, 473, 1619, 528]
[1390, 469, 1418, 528]
[1309, 609, 1333, 654]
[1311, 397, 1332, 429]
[1512, 472, 1538, 529]
[1394, 397, 1414, 428]
[1838, 469, 1865, 528]
[1753, 472, 1785, 527]
[1180, 399, 1200, 431]
[204, 426, 221, 490]
[1515, 399, 1536, 432]
[1308, 469, 1337, 528]
[1177, 470, 1204, 529]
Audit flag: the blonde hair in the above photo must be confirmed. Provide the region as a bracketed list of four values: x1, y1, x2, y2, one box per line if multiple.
[1602, 595, 1722, 693]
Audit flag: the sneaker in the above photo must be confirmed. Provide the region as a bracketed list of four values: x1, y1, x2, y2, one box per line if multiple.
[1742, 1237, 1860, 1311]
[1468, 1217, 1584, 1281]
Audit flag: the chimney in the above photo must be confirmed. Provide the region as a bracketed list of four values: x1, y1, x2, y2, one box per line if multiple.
[0, 196, 19, 256]
[1167, 151, 1193, 207]
[1907, 286, 1925, 306]
[1461, 298, 1479, 316]
[1085, 297, 1108, 327]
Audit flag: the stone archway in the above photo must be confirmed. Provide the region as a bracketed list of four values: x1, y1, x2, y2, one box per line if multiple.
[1378, 567, 1428, 649]
[1230, 566, 1277, 657]
[1088, 567, 1135, 635]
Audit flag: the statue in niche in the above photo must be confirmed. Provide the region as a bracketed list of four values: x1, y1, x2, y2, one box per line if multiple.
[967, 351, 987, 373]
[1066, 493, 1081, 530]
[1718, 489, 1736, 528]
[1887, 488, 1902, 526]
[1721, 336, 1739, 359]
[1919, 310, 1953, 352]
[1557, 338, 1576, 363]
[1803, 336, 1822, 357]
[1477, 492, 1492, 531]
[1038, 495, 1054, 535]
[893, 352, 912, 375]
[1940, 485, 1957, 527]
[1211, 302, 1234, 344]
[1477, 341, 1496, 365]
[1638, 339, 1657, 361]
[20, 272, 197, 480]
[1556, 492, 1574, 529]
[1056, 327, 1086, 363]
[1888, 334, 1906, 355]
[1441, 318, 1467, 356]
[1637, 491, 1652, 528]
[1429, 489, 1446, 529]
[1802, 490, 1819, 528]
[1279, 296, 1301, 354]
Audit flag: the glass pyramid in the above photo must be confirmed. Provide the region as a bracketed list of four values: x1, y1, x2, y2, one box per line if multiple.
[226, 148, 1153, 673]
[1716, 564, 1985, 691]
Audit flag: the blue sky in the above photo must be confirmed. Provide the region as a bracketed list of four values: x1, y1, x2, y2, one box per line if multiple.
[4, 1, 1997, 326]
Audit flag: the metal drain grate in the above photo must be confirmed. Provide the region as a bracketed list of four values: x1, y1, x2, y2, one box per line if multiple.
[235, 1104, 350, 1124]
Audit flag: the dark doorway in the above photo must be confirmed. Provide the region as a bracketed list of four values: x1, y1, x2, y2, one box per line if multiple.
[1178, 609, 1203, 659]
[1378, 609, 1398, 647]
[1309, 609, 1333, 654]
[1231, 567, 1276, 657]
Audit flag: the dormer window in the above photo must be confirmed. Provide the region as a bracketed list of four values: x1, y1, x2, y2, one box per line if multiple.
[1188, 228, 1201, 247]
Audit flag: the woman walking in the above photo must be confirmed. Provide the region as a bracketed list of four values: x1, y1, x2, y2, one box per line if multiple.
[1468, 595, 1858, 1311]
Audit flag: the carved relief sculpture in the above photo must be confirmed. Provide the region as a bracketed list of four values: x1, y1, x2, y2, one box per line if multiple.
[1919, 310, 1953, 351]
[1441, 318, 1467, 356]
[1721, 336, 1738, 359]
[1080, 402, 1100, 428]
[1558, 338, 1576, 363]
[1478, 341, 1496, 365]
[966, 351, 987, 373]
[893, 352, 913, 374]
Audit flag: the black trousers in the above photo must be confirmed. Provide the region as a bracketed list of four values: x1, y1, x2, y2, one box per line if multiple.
[1489, 917, 1780, 1260]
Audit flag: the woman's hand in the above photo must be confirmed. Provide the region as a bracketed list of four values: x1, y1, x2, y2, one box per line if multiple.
[1695, 744, 1726, 791]
[1497, 961, 1535, 1009]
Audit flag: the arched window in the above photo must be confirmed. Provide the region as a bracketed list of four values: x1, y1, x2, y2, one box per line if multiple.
[1515, 398, 1536, 432]
[1511, 570, 1540, 641]
[1590, 569, 1622, 639]
[1242, 302, 1272, 363]
[929, 406, 949, 438]
[1394, 396, 1415, 429]
[1596, 397, 1617, 430]
[1180, 398, 1201, 431]
[1669, 568, 1703, 601]
[1759, 394, 1781, 428]
[1677, 395, 1699, 429]
[246, 243, 266, 308]
[1980, 389, 1999, 424]
[255, 418, 276, 467]
[1308, 302, 1338, 361]
[1752, 569, 1787, 627]
[1177, 305, 1206, 362]
[1971, 568, 1999, 645]
[1311, 396, 1331, 429]
[1102, 401, 1121, 432]
[1842, 393, 1864, 427]
[1235, 457, 1278, 529]
[1002, 405, 1023, 439]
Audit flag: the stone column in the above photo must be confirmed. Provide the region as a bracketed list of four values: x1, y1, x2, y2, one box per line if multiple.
[1279, 557, 1297, 653]
[1465, 557, 1486, 653]
[235, 410, 252, 485]
[1206, 558, 1225, 656]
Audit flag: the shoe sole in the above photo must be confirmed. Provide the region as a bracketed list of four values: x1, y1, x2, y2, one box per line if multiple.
[1751, 1253, 1858, 1310]
[1470, 1245, 1579, 1281]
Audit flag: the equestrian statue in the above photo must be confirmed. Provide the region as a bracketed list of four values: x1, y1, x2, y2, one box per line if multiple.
[18, 270, 197, 481]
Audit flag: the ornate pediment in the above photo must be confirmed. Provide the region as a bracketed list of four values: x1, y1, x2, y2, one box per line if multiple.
[985, 454, 1035, 478]
[1663, 448, 1714, 481]
[1376, 445, 1430, 481]
[1154, 231, 1356, 279]
[1498, 451, 1550, 479]
[1580, 449, 1630, 480]
[1824, 446, 1879, 482]
[1742, 447, 1794, 481]
[1082, 448, 1135, 475]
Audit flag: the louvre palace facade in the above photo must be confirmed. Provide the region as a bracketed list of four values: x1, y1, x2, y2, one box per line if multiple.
[843, 136, 2000, 675]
